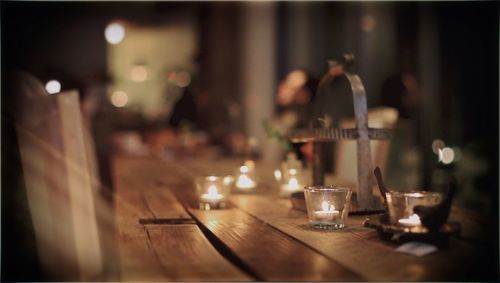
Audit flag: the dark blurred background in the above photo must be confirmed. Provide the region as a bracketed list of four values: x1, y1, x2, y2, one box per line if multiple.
[2, 1, 499, 281]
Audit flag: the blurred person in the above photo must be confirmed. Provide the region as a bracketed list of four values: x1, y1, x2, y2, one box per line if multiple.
[267, 69, 319, 162]
[380, 72, 420, 120]
[276, 69, 319, 129]
[169, 87, 198, 129]
[380, 71, 421, 148]
[379, 72, 422, 189]
[145, 69, 209, 159]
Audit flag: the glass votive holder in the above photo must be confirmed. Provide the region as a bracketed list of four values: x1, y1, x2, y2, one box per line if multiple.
[279, 168, 305, 197]
[386, 191, 443, 231]
[195, 175, 232, 210]
[234, 160, 258, 193]
[304, 186, 352, 230]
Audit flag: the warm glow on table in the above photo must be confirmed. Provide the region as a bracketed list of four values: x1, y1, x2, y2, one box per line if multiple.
[314, 201, 340, 220]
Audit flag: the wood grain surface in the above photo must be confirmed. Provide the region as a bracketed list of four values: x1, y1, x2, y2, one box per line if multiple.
[114, 156, 359, 281]
[113, 156, 193, 225]
[230, 194, 495, 281]
[117, 222, 251, 281]
[113, 155, 498, 282]
[116, 222, 167, 281]
[145, 224, 252, 281]
[113, 156, 252, 281]
[188, 205, 360, 281]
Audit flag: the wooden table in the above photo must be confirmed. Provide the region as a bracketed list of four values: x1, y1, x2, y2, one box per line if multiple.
[112, 155, 498, 281]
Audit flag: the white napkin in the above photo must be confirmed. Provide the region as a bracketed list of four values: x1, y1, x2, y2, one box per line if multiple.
[395, 242, 438, 257]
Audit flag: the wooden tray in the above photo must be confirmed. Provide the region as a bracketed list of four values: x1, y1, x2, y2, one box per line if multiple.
[363, 214, 461, 247]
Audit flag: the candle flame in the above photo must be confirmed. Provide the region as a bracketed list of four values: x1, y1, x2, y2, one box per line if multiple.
[236, 174, 256, 189]
[240, 165, 249, 174]
[289, 168, 297, 175]
[321, 201, 335, 211]
[322, 201, 328, 211]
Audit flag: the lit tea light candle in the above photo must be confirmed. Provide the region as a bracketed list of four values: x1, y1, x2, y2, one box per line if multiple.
[236, 174, 256, 189]
[279, 168, 303, 196]
[314, 201, 340, 220]
[280, 175, 300, 191]
[201, 185, 224, 202]
[196, 175, 230, 210]
[235, 165, 256, 190]
[305, 186, 351, 229]
[398, 213, 421, 227]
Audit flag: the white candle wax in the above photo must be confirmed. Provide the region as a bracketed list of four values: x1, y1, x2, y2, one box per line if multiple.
[282, 176, 301, 191]
[201, 185, 224, 202]
[314, 201, 340, 220]
[398, 213, 421, 227]
[236, 174, 256, 189]
[235, 165, 256, 190]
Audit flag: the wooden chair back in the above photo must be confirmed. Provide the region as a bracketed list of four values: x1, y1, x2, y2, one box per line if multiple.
[12, 72, 103, 281]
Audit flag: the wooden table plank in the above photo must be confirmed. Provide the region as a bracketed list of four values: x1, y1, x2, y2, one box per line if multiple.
[113, 156, 252, 281]
[188, 206, 360, 281]
[145, 224, 252, 281]
[114, 156, 498, 281]
[230, 194, 494, 281]
[116, 222, 169, 281]
[117, 222, 251, 281]
[141, 188, 194, 224]
[113, 156, 193, 224]
[142, 159, 362, 281]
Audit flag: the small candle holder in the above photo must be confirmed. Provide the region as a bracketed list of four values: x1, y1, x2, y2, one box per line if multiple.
[386, 191, 443, 232]
[278, 153, 305, 197]
[234, 160, 258, 193]
[279, 168, 305, 197]
[195, 175, 232, 210]
[304, 186, 352, 230]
